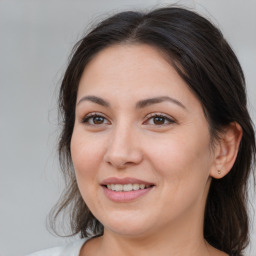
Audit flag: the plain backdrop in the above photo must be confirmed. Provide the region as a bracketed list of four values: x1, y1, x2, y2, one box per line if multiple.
[0, 0, 255, 255]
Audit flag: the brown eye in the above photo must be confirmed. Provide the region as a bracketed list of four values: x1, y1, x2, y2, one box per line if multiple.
[144, 114, 175, 126]
[153, 116, 166, 125]
[82, 114, 110, 126]
[93, 116, 105, 124]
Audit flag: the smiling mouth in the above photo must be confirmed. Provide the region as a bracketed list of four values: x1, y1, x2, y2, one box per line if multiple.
[101, 178, 155, 202]
[103, 184, 154, 192]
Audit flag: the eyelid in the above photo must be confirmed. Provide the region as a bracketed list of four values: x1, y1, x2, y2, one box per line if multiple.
[143, 112, 176, 125]
[81, 112, 111, 125]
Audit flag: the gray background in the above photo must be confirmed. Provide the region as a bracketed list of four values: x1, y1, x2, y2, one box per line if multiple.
[0, 0, 255, 255]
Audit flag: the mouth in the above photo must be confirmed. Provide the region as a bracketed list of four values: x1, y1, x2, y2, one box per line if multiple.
[100, 177, 155, 202]
[103, 183, 154, 192]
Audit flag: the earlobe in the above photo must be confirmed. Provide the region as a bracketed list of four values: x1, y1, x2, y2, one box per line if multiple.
[210, 122, 242, 179]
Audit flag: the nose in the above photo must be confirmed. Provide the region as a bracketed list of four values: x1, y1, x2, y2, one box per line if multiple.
[104, 124, 143, 169]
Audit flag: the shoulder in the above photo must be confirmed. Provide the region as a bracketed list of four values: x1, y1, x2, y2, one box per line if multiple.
[26, 246, 63, 256]
[26, 238, 88, 256]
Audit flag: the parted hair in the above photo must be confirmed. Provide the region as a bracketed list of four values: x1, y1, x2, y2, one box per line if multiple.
[49, 7, 255, 256]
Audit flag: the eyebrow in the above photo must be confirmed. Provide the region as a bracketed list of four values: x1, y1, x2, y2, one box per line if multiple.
[77, 95, 186, 110]
[77, 95, 110, 107]
[136, 96, 186, 109]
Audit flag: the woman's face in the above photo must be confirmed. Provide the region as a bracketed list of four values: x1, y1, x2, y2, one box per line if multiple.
[71, 44, 217, 237]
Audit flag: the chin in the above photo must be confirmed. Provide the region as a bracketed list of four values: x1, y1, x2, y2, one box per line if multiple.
[106, 224, 151, 237]
[98, 211, 157, 237]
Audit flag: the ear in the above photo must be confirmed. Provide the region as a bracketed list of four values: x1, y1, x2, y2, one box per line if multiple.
[210, 122, 242, 179]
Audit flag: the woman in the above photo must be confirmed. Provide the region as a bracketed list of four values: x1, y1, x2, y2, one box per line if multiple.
[28, 6, 255, 256]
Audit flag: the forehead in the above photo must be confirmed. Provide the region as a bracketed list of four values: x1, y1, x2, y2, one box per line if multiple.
[81, 43, 172, 82]
[77, 44, 201, 110]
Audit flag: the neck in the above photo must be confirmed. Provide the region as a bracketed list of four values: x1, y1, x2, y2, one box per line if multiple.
[100, 233, 209, 256]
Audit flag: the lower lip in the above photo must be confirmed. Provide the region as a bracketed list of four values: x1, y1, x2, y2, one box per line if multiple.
[102, 186, 154, 202]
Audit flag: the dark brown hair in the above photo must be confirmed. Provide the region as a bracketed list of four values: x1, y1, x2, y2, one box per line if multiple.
[49, 7, 255, 256]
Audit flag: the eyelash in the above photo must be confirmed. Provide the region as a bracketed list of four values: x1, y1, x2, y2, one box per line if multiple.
[81, 112, 175, 127]
[143, 113, 175, 126]
[81, 112, 110, 125]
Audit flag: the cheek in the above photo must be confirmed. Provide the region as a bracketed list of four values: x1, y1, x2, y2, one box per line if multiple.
[147, 134, 212, 217]
[70, 129, 109, 213]
[70, 128, 105, 183]
[147, 134, 210, 168]
[144, 129, 212, 191]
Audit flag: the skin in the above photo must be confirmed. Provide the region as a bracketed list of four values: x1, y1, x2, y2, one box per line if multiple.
[71, 44, 241, 256]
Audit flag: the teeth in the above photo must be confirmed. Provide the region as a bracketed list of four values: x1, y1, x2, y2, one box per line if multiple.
[123, 184, 133, 191]
[139, 184, 145, 189]
[133, 184, 140, 190]
[106, 184, 151, 192]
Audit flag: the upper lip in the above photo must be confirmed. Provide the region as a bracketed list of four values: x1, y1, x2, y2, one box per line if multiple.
[100, 177, 155, 186]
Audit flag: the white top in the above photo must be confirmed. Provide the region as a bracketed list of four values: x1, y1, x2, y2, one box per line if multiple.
[26, 238, 88, 256]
